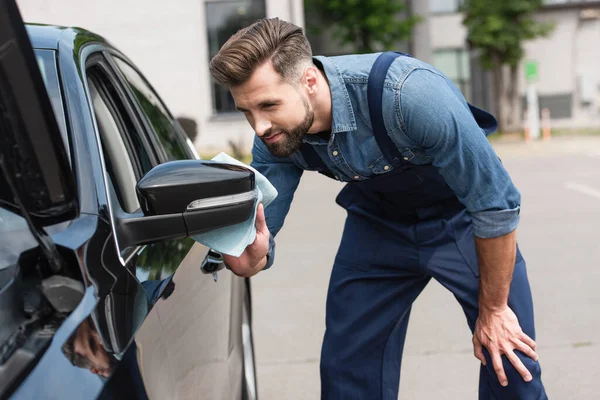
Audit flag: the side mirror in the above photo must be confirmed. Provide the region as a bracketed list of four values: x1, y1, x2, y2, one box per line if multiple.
[114, 160, 256, 248]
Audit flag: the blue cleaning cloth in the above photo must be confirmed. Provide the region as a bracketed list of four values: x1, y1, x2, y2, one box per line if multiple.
[190, 153, 278, 257]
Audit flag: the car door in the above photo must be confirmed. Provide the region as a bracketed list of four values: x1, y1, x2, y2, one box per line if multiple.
[83, 51, 243, 399]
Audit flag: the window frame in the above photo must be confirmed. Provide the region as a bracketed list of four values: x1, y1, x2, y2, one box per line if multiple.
[106, 52, 195, 163]
[86, 54, 160, 177]
[84, 51, 164, 262]
[204, 0, 267, 115]
[432, 47, 472, 102]
[429, 0, 464, 15]
[86, 56, 158, 190]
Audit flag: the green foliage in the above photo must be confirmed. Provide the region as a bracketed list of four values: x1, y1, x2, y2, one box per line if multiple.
[462, 0, 554, 69]
[136, 238, 195, 280]
[305, 0, 421, 53]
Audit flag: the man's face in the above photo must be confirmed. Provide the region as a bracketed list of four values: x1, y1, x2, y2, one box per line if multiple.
[72, 319, 114, 377]
[231, 62, 314, 157]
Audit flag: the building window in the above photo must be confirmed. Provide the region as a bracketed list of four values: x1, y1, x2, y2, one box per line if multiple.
[429, 0, 464, 14]
[542, 0, 573, 4]
[432, 48, 471, 101]
[206, 0, 266, 114]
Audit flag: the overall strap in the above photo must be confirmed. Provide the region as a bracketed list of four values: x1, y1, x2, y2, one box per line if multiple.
[369, 52, 498, 142]
[298, 143, 336, 179]
[367, 51, 406, 166]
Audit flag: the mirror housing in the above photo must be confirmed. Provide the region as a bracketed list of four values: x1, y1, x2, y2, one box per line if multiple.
[115, 160, 256, 248]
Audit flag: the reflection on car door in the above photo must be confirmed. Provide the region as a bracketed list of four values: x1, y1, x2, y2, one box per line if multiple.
[92, 52, 241, 399]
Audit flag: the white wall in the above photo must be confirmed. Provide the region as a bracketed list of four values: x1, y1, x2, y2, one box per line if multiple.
[424, 6, 600, 128]
[17, 0, 304, 154]
[520, 10, 578, 95]
[520, 9, 600, 126]
[410, 0, 433, 62]
[429, 13, 466, 50]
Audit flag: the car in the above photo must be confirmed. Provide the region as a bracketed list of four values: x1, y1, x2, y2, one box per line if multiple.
[0, 1, 258, 399]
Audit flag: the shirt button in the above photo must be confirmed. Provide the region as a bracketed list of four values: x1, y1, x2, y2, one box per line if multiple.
[354, 175, 359, 179]
[403, 157, 409, 161]
[384, 165, 390, 171]
[332, 151, 339, 156]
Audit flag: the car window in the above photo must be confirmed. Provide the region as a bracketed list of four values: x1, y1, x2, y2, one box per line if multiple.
[111, 57, 192, 162]
[86, 59, 156, 214]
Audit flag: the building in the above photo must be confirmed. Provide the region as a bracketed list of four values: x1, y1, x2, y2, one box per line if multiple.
[17, 0, 305, 154]
[408, 0, 600, 130]
[17, 0, 600, 154]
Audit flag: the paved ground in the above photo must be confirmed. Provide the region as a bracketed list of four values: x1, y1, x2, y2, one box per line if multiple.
[251, 136, 600, 399]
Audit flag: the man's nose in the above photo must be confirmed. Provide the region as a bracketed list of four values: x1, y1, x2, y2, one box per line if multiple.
[254, 117, 272, 137]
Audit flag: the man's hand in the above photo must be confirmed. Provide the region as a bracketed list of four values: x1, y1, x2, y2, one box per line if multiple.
[474, 231, 538, 387]
[222, 203, 270, 277]
[473, 307, 538, 387]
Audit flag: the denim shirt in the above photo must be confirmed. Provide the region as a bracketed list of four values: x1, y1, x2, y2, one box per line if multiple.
[251, 53, 521, 269]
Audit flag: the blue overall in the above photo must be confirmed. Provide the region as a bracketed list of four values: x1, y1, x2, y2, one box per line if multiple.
[299, 53, 547, 399]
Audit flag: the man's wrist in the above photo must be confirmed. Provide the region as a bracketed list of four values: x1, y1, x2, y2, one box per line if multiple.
[478, 297, 509, 315]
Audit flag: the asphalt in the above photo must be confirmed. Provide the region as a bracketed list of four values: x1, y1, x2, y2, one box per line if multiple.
[251, 135, 600, 399]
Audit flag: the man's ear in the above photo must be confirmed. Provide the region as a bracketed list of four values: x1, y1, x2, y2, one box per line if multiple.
[303, 65, 320, 95]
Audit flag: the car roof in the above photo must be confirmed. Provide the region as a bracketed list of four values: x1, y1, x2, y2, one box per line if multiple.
[25, 23, 109, 50]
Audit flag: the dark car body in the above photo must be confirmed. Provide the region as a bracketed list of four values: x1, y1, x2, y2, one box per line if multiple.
[0, 1, 257, 399]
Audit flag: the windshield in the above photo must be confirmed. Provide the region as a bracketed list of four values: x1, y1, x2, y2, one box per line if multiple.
[0, 49, 69, 272]
[0, 209, 38, 272]
[35, 49, 70, 158]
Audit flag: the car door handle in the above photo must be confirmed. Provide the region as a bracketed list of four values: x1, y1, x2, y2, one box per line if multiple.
[201, 249, 225, 282]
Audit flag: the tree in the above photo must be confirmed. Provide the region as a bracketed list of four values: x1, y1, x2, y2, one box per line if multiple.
[305, 0, 421, 54]
[462, 0, 554, 133]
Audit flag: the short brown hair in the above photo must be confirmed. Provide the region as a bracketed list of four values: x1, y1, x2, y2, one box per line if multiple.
[210, 18, 313, 86]
[62, 331, 92, 369]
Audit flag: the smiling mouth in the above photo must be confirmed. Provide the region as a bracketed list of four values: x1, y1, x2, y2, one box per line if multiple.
[264, 131, 283, 143]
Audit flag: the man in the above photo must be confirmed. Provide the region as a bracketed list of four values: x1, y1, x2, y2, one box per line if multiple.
[62, 316, 117, 378]
[211, 18, 546, 399]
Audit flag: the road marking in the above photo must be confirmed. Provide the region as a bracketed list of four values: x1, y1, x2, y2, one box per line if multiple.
[585, 151, 600, 159]
[565, 182, 600, 200]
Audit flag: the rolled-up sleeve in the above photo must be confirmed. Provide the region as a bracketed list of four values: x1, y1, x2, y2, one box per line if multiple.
[395, 68, 521, 238]
[250, 136, 303, 268]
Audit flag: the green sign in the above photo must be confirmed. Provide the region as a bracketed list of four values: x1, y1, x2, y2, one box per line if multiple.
[525, 61, 538, 81]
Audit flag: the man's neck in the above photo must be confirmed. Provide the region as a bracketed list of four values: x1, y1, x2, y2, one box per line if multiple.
[308, 68, 333, 134]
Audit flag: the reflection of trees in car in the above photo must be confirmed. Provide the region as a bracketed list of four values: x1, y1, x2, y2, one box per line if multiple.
[130, 85, 187, 161]
[136, 238, 194, 280]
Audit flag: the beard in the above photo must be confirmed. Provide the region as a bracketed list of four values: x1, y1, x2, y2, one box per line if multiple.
[261, 99, 314, 157]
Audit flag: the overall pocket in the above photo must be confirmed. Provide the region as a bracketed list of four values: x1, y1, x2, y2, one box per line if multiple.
[450, 209, 480, 277]
[450, 210, 525, 277]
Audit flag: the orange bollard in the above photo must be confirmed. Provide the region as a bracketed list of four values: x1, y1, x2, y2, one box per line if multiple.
[542, 108, 551, 141]
[523, 110, 531, 143]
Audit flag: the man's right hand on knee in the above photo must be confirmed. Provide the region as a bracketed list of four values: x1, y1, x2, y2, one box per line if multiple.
[222, 203, 270, 278]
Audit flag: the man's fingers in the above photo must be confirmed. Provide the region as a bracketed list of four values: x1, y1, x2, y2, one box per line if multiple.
[255, 203, 268, 234]
[491, 352, 508, 387]
[222, 254, 239, 269]
[472, 335, 487, 365]
[519, 332, 538, 352]
[506, 350, 533, 383]
[515, 340, 539, 362]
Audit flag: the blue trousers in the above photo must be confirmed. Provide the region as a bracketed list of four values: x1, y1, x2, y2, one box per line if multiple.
[320, 207, 547, 399]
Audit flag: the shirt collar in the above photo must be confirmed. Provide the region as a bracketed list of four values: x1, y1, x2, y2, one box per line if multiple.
[313, 56, 357, 134]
